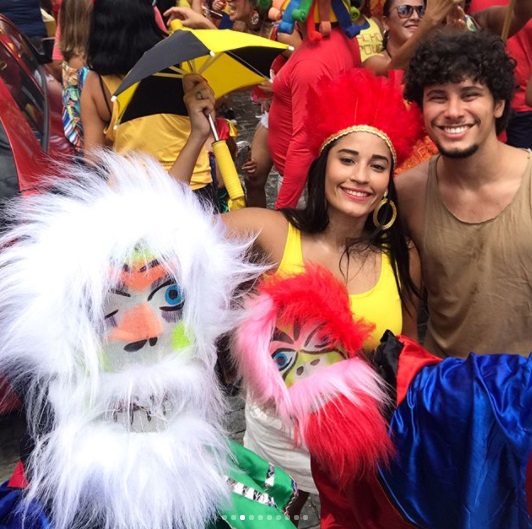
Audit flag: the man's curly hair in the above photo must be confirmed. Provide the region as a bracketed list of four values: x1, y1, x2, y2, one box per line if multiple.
[404, 29, 516, 135]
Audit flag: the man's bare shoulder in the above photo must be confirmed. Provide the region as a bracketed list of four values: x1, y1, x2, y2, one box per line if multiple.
[395, 160, 430, 204]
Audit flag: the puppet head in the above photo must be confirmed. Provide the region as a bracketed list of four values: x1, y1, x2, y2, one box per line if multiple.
[0, 152, 262, 529]
[233, 266, 393, 486]
[259, 0, 366, 40]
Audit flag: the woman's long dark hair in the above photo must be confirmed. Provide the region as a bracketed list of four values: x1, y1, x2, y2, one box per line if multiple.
[87, 0, 165, 76]
[281, 141, 420, 309]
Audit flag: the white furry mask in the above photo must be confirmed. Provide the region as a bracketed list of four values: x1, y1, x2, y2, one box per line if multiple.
[0, 152, 265, 529]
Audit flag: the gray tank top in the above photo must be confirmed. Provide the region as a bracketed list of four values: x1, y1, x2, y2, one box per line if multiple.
[421, 154, 532, 358]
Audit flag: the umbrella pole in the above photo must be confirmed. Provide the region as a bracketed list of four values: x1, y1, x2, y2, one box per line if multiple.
[207, 114, 246, 210]
[208, 114, 220, 142]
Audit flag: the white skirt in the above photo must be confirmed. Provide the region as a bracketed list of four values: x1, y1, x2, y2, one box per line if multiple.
[243, 402, 318, 495]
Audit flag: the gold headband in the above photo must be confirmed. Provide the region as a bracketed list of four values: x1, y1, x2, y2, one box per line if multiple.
[319, 125, 397, 167]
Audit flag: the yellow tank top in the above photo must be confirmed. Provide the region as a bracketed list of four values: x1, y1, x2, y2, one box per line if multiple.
[277, 223, 402, 351]
[355, 17, 383, 62]
[101, 75, 211, 191]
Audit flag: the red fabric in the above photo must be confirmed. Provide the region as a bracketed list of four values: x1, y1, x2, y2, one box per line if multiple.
[526, 454, 532, 518]
[312, 459, 417, 529]
[215, 117, 231, 141]
[394, 335, 441, 407]
[0, 376, 21, 413]
[8, 462, 28, 489]
[503, 24, 532, 112]
[268, 29, 361, 209]
[251, 44, 287, 103]
[310, 336, 439, 529]
[304, 393, 394, 489]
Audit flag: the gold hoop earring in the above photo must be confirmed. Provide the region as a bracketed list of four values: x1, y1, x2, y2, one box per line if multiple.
[372, 193, 397, 230]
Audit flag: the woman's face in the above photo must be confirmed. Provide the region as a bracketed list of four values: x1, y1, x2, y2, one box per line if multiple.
[383, 0, 425, 47]
[227, 0, 253, 21]
[324, 132, 392, 222]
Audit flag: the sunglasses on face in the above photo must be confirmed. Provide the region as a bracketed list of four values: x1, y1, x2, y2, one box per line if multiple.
[394, 4, 425, 17]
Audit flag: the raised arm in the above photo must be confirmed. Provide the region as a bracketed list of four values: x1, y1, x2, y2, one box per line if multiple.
[472, 0, 532, 38]
[363, 0, 462, 75]
[168, 74, 215, 183]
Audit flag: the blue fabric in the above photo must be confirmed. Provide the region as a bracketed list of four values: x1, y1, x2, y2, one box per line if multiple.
[380, 353, 532, 529]
[0, 0, 46, 38]
[218, 13, 234, 30]
[0, 484, 51, 529]
[506, 112, 532, 150]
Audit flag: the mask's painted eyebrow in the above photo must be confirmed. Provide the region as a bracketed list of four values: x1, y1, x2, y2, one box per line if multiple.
[304, 324, 327, 347]
[139, 259, 160, 273]
[110, 287, 130, 297]
[272, 328, 294, 344]
[147, 276, 175, 300]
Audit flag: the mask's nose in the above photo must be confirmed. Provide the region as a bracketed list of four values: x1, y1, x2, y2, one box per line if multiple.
[108, 303, 163, 349]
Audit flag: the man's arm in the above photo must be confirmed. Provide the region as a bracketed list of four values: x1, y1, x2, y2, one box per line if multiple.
[364, 0, 462, 75]
[473, 0, 532, 38]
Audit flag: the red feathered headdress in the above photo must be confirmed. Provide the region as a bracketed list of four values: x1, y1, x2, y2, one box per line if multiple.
[305, 69, 424, 168]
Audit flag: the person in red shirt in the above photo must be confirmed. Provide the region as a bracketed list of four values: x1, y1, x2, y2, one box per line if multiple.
[468, 0, 532, 149]
[268, 1, 366, 209]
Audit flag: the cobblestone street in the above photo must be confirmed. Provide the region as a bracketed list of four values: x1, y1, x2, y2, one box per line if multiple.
[0, 91, 320, 527]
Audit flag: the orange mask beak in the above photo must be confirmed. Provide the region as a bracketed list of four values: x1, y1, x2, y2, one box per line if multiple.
[108, 303, 164, 343]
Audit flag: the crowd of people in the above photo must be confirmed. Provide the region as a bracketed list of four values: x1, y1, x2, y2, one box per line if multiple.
[1, 0, 532, 528]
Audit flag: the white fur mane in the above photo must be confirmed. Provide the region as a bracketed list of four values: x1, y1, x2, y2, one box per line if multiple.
[0, 151, 264, 529]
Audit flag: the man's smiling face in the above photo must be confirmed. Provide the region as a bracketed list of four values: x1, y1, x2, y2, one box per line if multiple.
[422, 79, 504, 159]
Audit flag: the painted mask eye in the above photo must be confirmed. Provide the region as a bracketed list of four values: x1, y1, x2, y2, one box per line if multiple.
[163, 284, 184, 309]
[149, 280, 185, 312]
[271, 348, 296, 373]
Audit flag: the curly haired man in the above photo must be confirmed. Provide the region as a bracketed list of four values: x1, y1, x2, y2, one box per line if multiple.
[397, 29, 532, 358]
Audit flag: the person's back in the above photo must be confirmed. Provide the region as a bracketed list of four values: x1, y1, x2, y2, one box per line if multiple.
[397, 29, 532, 358]
[111, 110, 212, 192]
[82, 0, 214, 200]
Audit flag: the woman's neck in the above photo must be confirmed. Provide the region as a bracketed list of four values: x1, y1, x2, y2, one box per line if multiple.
[321, 209, 368, 250]
[385, 38, 402, 59]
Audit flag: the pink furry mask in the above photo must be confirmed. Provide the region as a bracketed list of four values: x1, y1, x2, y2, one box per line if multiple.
[233, 266, 394, 487]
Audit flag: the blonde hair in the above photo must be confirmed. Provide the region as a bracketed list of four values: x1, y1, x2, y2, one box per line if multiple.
[58, 0, 92, 62]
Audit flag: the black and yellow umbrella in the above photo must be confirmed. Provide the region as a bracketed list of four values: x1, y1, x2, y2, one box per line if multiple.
[113, 25, 289, 209]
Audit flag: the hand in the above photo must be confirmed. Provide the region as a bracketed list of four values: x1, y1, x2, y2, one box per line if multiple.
[164, 6, 216, 28]
[183, 74, 215, 141]
[212, 0, 226, 12]
[424, 0, 463, 26]
[445, 5, 467, 29]
[258, 80, 273, 94]
[242, 159, 257, 175]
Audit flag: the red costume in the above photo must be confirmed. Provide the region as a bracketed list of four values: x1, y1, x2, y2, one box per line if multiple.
[268, 28, 361, 208]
